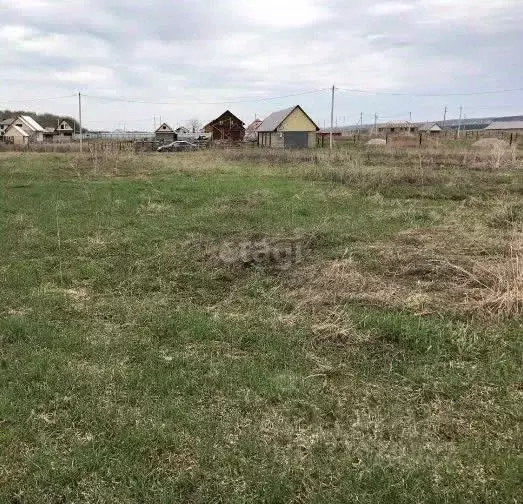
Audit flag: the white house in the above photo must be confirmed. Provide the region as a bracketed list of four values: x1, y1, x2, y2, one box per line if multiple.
[4, 124, 30, 145]
[55, 120, 74, 137]
[9, 116, 46, 142]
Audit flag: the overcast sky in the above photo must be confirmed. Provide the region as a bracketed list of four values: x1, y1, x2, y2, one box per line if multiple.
[2, 0, 522, 130]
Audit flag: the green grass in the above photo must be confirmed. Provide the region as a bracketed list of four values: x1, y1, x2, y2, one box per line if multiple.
[0, 152, 522, 503]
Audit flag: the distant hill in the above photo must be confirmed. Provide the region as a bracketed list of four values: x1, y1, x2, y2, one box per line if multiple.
[328, 114, 523, 132]
[0, 110, 82, 131]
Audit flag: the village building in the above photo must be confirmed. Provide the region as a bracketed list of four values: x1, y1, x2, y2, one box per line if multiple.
[378, 120, 417, 135]
[7, 115, 46, 142]
[257, 105, 319, 148]
[55, 120, 74, 139]
[244, 118, 263, 142]
[0, 118, 14, 138]
[175, 126, 190, 135]
[419, 122, 443, 134]
[203, 110, 245, 141]
[4, 124, 29, 145]
[155, 123, 177, 143]
[484, 121, 523, 132]
[43, 127, 56, 142]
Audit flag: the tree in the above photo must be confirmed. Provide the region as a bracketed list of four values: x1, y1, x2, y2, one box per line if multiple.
[186, 119, 202, 133]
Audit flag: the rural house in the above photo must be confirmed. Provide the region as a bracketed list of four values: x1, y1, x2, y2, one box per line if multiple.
[175, 126, 190, 134]
[4, 124, 29, 145]
[257, 105, 319, 148]
[484, 121, 523, 132]
[44, 127, 56, 142]
[0, 118, 14, 138]
[7, 115, 46, 142]
[419, 122, 443, 134]
[203, 110, 245, 141]
[55, 120, 74, 139]
[378, 120, 417, 135]
[244, 118, 263, 142]
[155, 122, 177, 143]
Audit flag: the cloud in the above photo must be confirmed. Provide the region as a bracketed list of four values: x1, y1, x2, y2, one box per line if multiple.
[1, 0, 522, 129]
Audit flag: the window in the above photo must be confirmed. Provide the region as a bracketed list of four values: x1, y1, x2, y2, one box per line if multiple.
[163, 125, 166, 130]
[61, 124, 65, 129]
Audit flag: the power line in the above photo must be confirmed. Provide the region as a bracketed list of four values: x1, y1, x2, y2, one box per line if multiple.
[82, 88, 329, 106]
[0, 94, 77, 103]
[337, 86, 523, 97]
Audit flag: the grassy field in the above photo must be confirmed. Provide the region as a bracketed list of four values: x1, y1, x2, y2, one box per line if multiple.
[0, 150, 522, 503]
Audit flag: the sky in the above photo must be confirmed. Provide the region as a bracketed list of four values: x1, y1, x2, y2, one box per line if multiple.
[2, 0, 523, 131]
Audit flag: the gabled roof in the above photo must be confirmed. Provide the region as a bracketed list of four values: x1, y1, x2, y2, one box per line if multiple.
[419, 122, 442, 131]
[6, 124, 29, 137]
[19, 115, 45, 132]
[246, 118, 263, 131]
[257, 105, 319, 132]
[485, 121, 523, 130]
[57, 120, 73, 130]
[0, 118, 14, 127]
[44, 127, 56, 133]
[204, 110, 244, 129]
[175, 126, 190, 133]
[155, 122, 174, 133]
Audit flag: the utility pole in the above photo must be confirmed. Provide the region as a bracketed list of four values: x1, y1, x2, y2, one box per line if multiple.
[359, 112, 363, 134]
[443, 106, 447, 129]
[374, 113, 378, 135]
[78, 92, 83, 153]
[409, 111, 412, 122]
[457, 106, 463, 137]
[153, 116, 156, 131]
[330, 85, 335, 150]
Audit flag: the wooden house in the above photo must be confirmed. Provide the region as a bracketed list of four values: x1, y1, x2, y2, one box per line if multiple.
[203, 110, 245, 141]
[155, 123, 177, 143]
[257, 105, 319, 148]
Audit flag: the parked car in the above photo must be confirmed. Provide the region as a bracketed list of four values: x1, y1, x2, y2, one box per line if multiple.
[157, 141, 198, 152]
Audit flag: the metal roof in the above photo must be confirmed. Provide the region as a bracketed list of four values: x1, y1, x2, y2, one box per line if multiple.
[257, 105, 318, 133]
[419, 122, 442, 131]
[257, 107, 295, 132]
[0, 118, 14, 126]
[384, 120, 414, 127]
[246, 118, 263, 131]
[19, 115, 45, 132]
[484, 121, 523, 130]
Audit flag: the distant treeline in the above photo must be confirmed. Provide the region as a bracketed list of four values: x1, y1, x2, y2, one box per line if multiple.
[0, 110, 81, 131]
